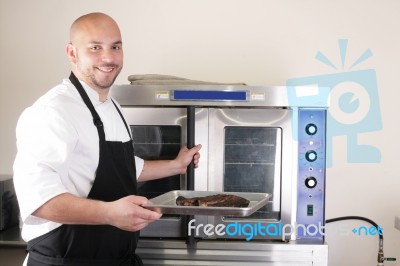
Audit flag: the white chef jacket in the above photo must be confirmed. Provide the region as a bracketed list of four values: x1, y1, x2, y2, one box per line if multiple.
[13, 78, 144, 242]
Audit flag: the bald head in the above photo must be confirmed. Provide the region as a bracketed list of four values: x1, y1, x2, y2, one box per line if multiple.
[70, 12, 121, 44]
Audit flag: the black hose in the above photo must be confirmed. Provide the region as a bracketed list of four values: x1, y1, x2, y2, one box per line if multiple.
[325, 216, 396, 263]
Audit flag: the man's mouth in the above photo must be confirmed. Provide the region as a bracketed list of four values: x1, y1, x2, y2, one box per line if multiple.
[96, 66, 116, 73]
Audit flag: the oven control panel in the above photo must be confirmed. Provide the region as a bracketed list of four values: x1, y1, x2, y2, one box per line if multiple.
[296, 108, 326, 239]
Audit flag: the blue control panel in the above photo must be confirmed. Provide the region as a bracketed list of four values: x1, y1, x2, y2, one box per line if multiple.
[296, 108, 326, 239]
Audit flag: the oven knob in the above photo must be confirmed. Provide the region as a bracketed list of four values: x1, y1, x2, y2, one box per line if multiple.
[305, 176, 317, 189]
[305, 123, 318, 135]
[305, 150, 317, 162]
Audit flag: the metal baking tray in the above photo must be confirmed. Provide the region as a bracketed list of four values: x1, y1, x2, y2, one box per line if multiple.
[142, 190, 271, 217]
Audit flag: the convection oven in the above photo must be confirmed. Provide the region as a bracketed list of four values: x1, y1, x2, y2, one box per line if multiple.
[111, 84, 330, 265]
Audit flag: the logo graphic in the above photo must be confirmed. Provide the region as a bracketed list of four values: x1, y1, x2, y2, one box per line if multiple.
[187, 219, 383, 241]
[187, 219, 325, 241]
[328, 223, 384, 237]
[286, 39, 382, 166]
[351, 225, 383, 236]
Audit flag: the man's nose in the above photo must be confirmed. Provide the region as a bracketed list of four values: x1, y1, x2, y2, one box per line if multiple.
[101, 49, 114, 62]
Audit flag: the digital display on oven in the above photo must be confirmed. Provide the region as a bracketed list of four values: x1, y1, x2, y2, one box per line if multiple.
[172, 90, 248, 101]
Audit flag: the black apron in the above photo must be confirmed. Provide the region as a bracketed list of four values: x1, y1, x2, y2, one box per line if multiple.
[26, 72, 142, 266]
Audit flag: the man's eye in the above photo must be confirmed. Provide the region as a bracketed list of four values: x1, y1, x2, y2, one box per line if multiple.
[90, 46, 100, 50]
[113, 45, 121, 50]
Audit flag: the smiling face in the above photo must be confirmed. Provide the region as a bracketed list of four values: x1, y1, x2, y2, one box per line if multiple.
[66, 13, 123, 100]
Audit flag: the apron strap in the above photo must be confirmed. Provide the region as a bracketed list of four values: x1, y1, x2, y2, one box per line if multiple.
[111, 99, 132, 140]
[69, 72, 106, 141]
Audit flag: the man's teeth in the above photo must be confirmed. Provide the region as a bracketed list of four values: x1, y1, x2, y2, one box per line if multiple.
[98, 67, 114, 72]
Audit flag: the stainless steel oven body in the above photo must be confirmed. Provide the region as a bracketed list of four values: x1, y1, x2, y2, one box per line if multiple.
[111, 85, 330, 242]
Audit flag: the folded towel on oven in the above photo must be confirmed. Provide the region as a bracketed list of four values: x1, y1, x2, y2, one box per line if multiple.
[128, 74, 246, 85]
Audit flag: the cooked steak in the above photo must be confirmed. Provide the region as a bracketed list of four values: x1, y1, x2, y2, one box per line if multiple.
[198, 194, 250, 207]
[176, 196, 201, 206]
[176, 194, 250, 208]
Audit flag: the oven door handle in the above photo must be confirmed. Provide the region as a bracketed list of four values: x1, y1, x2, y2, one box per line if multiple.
[185, 106, 196, 247]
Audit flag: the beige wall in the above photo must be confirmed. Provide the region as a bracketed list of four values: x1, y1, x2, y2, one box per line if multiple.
[1, 0, 400, 265]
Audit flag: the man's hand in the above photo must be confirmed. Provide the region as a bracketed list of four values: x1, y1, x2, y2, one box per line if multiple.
[105, 195, 162, 231]
[138, 144, 202, 182]
[174, 144, 202, 174]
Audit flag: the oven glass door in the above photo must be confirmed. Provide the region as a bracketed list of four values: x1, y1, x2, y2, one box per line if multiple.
[123, 108, 186, 237]
[208, 108, 294, 240]
[224, 126, 281, 220]
[122, 107, 209, 238]
[131, 125, 181, 200]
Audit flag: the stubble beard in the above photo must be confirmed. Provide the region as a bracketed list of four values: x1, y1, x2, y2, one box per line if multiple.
[75, 53, 122, 90]
[77, 63, 122, 90]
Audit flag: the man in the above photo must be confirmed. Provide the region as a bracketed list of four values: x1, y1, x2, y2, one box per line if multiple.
[13, 12, 201, 266]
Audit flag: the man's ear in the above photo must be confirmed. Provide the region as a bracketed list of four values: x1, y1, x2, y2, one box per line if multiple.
[66, 43, 77, 64]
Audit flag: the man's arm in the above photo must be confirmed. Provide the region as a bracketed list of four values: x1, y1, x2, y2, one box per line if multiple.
[32, 193, 162, 232]
[31, 144, 201, 231]
[137, 144, 202, 182]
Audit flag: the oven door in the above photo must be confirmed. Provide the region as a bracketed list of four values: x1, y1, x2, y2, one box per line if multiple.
[207, 107, 295, 241]
[123, 107, 208, 237]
